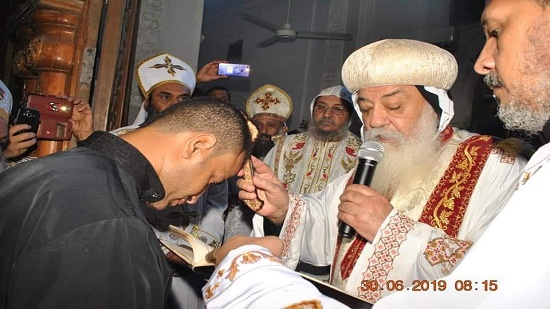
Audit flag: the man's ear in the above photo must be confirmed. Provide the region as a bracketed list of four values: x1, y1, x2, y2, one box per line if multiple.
[281, 124, 289, 135]
[180, 133, 217, 160]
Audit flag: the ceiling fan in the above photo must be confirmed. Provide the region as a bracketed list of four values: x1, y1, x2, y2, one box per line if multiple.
[241, 0, 353, 48]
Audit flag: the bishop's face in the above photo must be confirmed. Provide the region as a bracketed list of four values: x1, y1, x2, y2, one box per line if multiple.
[355, 85, 433, 149]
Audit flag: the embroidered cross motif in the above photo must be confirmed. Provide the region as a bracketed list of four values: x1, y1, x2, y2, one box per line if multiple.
[254, 91, 280, 110]
[149, 55, 185, 77]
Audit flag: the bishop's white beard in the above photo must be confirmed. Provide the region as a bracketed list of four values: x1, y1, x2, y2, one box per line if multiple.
[362, 106, 441, 198]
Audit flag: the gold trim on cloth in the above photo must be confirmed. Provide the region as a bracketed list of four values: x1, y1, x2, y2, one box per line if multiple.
[423, 235, 473, 275]
[203, 250, 279, 300]
[419, 135, 494, 237]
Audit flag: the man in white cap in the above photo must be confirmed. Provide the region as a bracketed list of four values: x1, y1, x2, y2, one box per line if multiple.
[236, 39, 530, 303]
[374, 0, 550, 308]
[223, 84, 293, 242]
[246, 84, 293, 157]
[261, 85, 361, 195]
[112, 53, 214, 134]
[0, 79, 13, 172]
[251, 85, 362, 279]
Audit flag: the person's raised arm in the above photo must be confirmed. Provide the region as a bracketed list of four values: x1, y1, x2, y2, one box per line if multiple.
[196, 60, 228, 84]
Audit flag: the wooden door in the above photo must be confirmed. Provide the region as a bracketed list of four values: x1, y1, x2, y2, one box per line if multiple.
[1, 0, 140, 157]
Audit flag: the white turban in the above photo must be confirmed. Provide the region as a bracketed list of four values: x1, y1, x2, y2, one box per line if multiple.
[342, 39, 457, 135]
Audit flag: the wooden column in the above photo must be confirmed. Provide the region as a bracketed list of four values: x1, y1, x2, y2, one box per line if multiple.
[26, 10, 79, 155]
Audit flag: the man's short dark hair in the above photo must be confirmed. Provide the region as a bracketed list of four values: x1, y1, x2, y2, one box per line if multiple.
[148, 97, 252, 157]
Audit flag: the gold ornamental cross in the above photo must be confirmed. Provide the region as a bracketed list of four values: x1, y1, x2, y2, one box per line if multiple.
[255, 91, 280, 110]
[149, 56, 186, 77]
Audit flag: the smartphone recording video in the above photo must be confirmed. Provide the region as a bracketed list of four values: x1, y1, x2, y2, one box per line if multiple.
[217, 63, 250, 77]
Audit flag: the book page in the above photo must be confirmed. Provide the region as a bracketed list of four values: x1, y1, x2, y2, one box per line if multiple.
[161, 225, 215, 267]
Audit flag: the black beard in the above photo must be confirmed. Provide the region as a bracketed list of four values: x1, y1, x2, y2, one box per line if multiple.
[252, 138, 275, 159]
[144, 104, 161, 124]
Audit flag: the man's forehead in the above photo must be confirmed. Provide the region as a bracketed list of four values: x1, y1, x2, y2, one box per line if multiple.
[316, 95, 346, 105]
[151, 83, 191, 96]
[358, 85, 416, 97]
[223, 151, 247, 177]
[480, 0, 501, 24]
[254, 115, 282, 124]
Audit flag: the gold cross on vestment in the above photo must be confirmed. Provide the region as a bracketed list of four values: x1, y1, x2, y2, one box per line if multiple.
[149, 56, 186, 77]
[254, 91, 280, 110]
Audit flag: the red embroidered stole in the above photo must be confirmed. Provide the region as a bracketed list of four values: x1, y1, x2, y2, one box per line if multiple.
[333, 129, 495, 281]
[418, 134, 494, 237]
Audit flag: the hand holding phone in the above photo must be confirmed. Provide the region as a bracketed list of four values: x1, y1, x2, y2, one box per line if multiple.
[217, 63, 250, 77]
[13, 108, 40, 135]
[26, 94, 74, 140]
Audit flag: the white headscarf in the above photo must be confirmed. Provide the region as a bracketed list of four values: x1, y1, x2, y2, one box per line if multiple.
[351, 86, 454, 140]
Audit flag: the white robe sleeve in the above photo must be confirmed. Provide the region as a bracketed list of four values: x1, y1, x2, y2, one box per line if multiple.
[279, 171, 354, 270]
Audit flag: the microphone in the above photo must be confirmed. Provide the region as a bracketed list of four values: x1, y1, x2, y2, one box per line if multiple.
[338, 141, 384, 238]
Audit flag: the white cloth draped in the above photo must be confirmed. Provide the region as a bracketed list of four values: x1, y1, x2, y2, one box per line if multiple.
[203, 245, 349, 308]
[374, 142, 550, 308]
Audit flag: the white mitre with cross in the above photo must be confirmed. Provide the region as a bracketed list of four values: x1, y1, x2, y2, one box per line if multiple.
[136, 53, 196, 97]
[246, 84, 293, 122]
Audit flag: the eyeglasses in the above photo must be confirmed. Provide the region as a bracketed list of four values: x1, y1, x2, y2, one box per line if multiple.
[313, 104, 347, 115]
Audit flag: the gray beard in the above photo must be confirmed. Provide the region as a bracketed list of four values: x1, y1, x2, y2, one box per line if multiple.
[363, 105, 441, 198]
[307, 119, 349, 141]
[493, 14, 550, 135]
[497, 92, 550, 134]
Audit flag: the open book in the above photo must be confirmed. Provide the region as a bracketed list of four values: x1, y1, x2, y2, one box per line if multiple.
[159, 225, 215, 268]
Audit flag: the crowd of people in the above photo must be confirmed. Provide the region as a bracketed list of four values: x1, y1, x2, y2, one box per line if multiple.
[1, 0, 549, 308]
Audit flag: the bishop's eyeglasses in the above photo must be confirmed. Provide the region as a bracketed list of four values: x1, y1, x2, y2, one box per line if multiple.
[313, 103, 347, 115]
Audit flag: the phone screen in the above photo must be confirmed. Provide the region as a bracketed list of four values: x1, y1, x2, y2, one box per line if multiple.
[218, 63, 250, 77]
